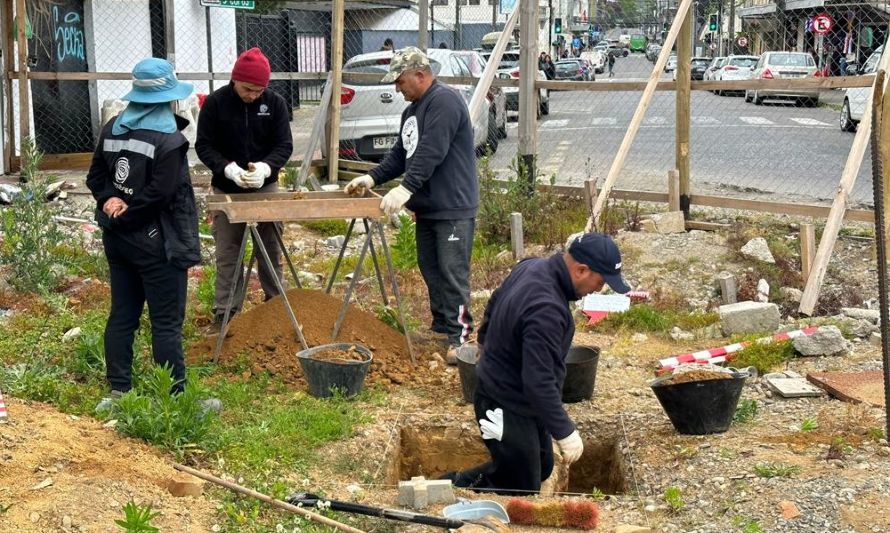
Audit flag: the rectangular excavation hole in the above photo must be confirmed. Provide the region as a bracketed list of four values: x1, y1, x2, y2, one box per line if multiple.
[389, 425, 627, 495]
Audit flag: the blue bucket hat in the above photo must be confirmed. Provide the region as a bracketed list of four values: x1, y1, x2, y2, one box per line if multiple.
[121, 58, 193, 104]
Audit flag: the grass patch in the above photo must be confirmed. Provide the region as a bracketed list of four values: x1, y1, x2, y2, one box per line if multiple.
[195, 266, 216, 317]
[302, 219, 349, 237]
[800, 416, 819, 432]
[593, 304, 720, 334]
[663, 486, 684, 513]
[733, 399, 758, 424]
[753, 462, 801, 479]
[727, 338, 795, 374]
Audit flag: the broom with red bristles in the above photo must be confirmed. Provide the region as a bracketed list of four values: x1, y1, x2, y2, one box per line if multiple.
[506, 498, 599, 530]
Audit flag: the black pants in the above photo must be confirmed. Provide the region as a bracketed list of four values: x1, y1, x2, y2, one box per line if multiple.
[415, 218, 474, 346]
[449, 392, 554, 494]
[103, 230, 188, 393]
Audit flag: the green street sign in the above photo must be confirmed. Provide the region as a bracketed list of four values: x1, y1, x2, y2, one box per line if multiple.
[200, 0, 255, 9]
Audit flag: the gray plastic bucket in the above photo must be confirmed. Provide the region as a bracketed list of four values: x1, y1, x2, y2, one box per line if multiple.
[296, 343, 372, 399]
[456, 344, 479, 404]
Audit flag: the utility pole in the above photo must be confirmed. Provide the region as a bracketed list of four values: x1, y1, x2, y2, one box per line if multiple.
[549, 0, 553, 55]
[420, 0, 429, 49]
[455, 0, 461, 49]
[518, 0, 539, 191]
[728, 0, 736, 55]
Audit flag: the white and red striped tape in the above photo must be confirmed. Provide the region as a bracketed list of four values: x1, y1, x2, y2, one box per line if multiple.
[0, 387, 7, 422]
[656, 326, 819, 374]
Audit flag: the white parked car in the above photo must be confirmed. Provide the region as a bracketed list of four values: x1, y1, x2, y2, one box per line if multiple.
[745, 51, 820, 107]
[491, 50, 551, 118]
[664, 54, 678, 72]
[580, 50, 605, 74]
[841, 45, 883, 132]
[328, 49, 497, 161]
[713, 55, 759, 96]
[704, 57, 727, 82]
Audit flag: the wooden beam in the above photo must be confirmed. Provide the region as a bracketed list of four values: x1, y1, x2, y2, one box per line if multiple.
[328, 0, 345, 184]
[298, 73, 332, 191]
[2, 0, 15, 172]
[686, 220, 730, 231]
[667, 169, 680, 212]
[518, 0, 538, 184]
[163, 0, 176, 65]
[675, 7, 692, 217]
[800, 43, 890, 316]
[883, 73, 890, 267]
[800, 223, 815, 282]
[418, 0, 428, 50]
[468, 9, 519, 127]
[15, 0, 30, 154]
[586, 0, 694, 231]
[10, 152, 93, 172]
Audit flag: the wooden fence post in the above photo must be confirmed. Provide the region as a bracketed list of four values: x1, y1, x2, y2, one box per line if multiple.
[327, 0, 345, 184]
[676, 9, 692, 218]
[510, 212, 524, 260]
[800, 223, 815, 282]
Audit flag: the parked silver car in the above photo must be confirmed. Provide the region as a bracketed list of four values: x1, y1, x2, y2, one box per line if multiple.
[745, 51, 819, 107]
[840, 45, 883, 132]
[327, 49, 496, 162]
[713, 55, 759, 96]
[490, 50, 551, 118]
[452, 50, 508, 140]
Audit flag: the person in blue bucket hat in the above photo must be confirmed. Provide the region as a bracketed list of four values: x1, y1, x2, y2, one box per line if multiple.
[86, 58, 220, 414]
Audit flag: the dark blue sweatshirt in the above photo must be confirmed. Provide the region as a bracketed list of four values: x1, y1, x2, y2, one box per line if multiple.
[370, 80, 478, 220]
[475, 254, 577, 440]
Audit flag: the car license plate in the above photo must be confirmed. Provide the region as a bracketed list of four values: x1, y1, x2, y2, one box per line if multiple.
[373, 136, 397, 150]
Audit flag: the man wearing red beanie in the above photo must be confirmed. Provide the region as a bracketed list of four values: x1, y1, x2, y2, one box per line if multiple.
[196, 47, 293, 325]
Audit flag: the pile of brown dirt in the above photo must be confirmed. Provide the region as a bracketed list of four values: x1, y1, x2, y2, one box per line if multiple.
[0, 398, 216, 531]
[309, 345, 369, 362]
[190, 288, 444, 388]
[657, 370, 734, 386]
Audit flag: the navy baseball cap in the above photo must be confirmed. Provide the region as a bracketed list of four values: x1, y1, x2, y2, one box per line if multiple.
[568, 233, 631, 294]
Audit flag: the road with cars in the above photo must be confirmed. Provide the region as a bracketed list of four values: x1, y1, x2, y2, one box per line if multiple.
[489, 53, 875, 207]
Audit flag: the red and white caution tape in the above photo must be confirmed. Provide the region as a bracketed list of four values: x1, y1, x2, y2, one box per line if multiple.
[657, 326, 819, 374]
[0, 388, 7, 422]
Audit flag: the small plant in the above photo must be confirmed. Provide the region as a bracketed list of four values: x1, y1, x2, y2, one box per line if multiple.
[728, 339, 794, 375]
[589, 487, 605, 500]
[826, 436, 851, 460]
[0, 137, 67, 293]
[753, 462, 801, 479]
[739, 519, 764, 533]
[195, 266, 217, 317]
[302, 219, 349, 237]
[373, 304, 417, 333]
[867, 427, 886, 441]
[733, 399, 758, 424]
[390, 213, 418, 270]
[663, 486, 684, 512]
[115, 500, 160, 532]
[280, 165, 299, 191]
[800, 416, 819, 432]
[69, 331, 105, 380]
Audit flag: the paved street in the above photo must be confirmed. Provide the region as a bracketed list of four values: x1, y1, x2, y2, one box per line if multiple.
[491, 54, 875, 206]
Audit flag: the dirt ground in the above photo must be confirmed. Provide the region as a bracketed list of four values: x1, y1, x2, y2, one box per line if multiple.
[0, 398, 217, 532]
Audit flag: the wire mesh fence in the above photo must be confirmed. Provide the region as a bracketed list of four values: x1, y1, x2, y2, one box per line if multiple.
[8, 0, 888, 210]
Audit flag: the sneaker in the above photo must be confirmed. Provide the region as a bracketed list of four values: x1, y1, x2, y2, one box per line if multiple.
[198, 398, 222, 416]
[95, 389, 124, 413]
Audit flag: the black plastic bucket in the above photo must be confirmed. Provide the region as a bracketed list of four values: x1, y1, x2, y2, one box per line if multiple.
[456, 344, 479, 404]
[562, 346, 600, 403]
[296, 343, 373, 399]
[650, 375, 746, 435]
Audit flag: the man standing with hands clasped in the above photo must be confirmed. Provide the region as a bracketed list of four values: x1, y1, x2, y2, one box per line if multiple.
[345, 47, 478, 363]
[442, 233, 631, 494]
[196, 47, 293, 325]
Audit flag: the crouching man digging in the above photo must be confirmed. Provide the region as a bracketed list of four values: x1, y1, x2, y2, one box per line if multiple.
[442, 233, 631, 494]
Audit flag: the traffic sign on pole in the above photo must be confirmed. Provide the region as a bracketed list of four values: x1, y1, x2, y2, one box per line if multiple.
[200, 0, 255, 9]
[812, 13, 833, 35]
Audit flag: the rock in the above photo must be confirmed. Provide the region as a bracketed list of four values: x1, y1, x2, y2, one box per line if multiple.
[851, 320, 878, 338]
[62, 327, 81, 343]
[324, 235, 346, 249]
[643, 504, 658, 512]
[297, 271, 322, 285]
[649, 211, 686, 234]
[780, 287, 803, 303]
[740, 237, 776, 263]
[471, 289, 493, 300]
[167, 472, 204, 497]
[778, 500, 801, 519]
[614, 526, 653, 533]
[29, 512, 40, 524]
[495, 250, 513, 262]
[842, 307, 881, 323]
[756, 279, 770, 303]
[632, 333, 649, 343]
[870, 332, 882, 346]
[715, 271, 737, 305]
[670, 327, 694, 341]
[30, 477, 53, 490]
[639, 219, 657, 233]
[719, 301, 781, 335]
[62, 516, 72, 528]
[793, 325, 851, 357]
[346, 484, 363, 495]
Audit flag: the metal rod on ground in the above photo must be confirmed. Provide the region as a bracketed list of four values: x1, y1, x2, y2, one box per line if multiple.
[326, 218, 357, 294]
[364, 219, 388, 304]
[374, 221, 416, 363]
[332, 228, 373, 342]
[171, 464, 367, 533]
[251, 224, 309, 351]
[213, 227, 251, 363]
[272, 223, 302, 289]
[585, 0, 694, 231]
[870, 70, 890, 440]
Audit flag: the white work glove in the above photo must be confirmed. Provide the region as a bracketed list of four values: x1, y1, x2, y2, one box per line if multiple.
[240, 162, 270, 189]
[380, 185, 412, 216]
[479, 408, 504, 441]
[556, 430, 584, 464]
[345, 174, 375, 196]
[224, 162, 249, 188]
[248, 161, 272, 179]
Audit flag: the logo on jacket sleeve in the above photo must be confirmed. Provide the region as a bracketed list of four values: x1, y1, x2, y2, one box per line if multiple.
[402, 116, 419, 159]
[114, 157, 130, 183]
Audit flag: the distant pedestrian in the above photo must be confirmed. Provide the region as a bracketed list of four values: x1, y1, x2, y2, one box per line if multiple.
[381, 38, 394, 52]
[544, 54, 556, 80]
[439, 42, 448, 49]
[608, 52, 616, 77]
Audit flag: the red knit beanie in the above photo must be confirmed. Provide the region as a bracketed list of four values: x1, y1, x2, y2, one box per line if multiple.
[232, 48, 271, 88]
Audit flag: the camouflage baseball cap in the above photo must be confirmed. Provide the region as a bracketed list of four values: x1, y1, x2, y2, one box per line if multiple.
[381, 47, 431, 83]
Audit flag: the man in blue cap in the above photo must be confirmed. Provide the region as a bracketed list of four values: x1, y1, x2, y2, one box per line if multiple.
[443, 232, 630, 494]
[87, 58, 218, 413]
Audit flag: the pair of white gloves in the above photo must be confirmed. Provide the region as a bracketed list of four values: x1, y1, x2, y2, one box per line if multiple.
[345, 174, 412, 216]
[478, 408, 584, 464]
[225, 161, 272, 189]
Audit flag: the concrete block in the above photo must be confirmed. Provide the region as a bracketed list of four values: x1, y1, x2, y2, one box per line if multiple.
[842, 307, 881, 323]
[639, 219, 657, 233]
[764, 375, 824, 398]
[649, 211, 686, 234]
[719, 301, 781, 336]
[167, 473, 203, 498]
[397, 476, 454, 509]
[871, 332, 882, 347]
[793, 325, 851, 357]
[715, 272, 737, 305]
[740, 237, 775, 263]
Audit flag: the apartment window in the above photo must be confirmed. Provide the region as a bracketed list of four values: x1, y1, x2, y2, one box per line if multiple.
[431, 0, 448, 6]
[468, 0, 481, 5]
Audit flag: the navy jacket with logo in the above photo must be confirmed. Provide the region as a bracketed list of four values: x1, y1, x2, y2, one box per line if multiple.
[475, 254, 577, 440]
[195, 82, 293, 193]
[370, 80, 478, 220]
[86, 115, 200, 269]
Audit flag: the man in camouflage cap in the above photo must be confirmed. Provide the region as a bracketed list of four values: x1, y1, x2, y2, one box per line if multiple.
[346, 46, 479, 363]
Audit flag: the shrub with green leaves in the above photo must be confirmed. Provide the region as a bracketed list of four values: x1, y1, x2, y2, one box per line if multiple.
[664, 486, 684, 512]
[115, 500, 160, 533]
[391, 213, 417, 270]
[0, 138, 67, 293]
[111, 366, 216, 453]
[729, 339, 795, 375]
[733, 399, 758, 424]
